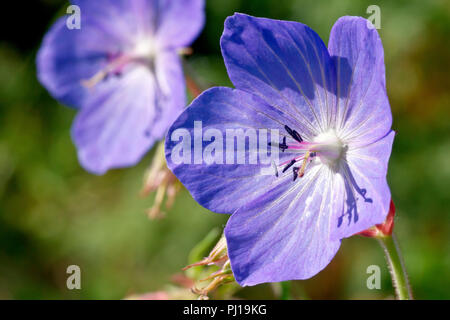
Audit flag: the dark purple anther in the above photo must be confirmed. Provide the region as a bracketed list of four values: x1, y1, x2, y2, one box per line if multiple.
[292, 167, 300, 181]
[284, 125, 303, 143]
[282, 159, 297, 173]
[279, 137, 288, 152]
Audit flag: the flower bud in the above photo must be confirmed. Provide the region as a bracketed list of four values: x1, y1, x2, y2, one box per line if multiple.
[141, 142, 181, 219]
[357, 200, 395, 238]
[184, 234, 235, 299]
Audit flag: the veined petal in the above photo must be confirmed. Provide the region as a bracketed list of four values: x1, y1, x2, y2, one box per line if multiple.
[225, 165, 341, 286]
[72, 0, 156, 36]
[37, 0, 156, 108]
[37, 17, 111, 108]
[221, 13, 336, 137]
[165, 87, 295, 214]
[331, 131, 395, 240]
[150, 50, 186, 139]
[71, 67, 156, 175]
[328, 16, 392, 144]
[155, 0, 205, 49]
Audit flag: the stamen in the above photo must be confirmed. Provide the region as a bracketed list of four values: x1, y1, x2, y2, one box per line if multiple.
[268, 136, 288, 152]
[81, 69, 109, 88]
[297, 151, 311, 178]
[279, 136, 288, 152]
[272, 161, 279, 177]
[284, 125, 303, 143]
[292, 167, 299, 181]
[81, 55, 130, 89]
[178, 47, 193, 56]
[282, 159, 296, 173]
[274, 126, 328, 181]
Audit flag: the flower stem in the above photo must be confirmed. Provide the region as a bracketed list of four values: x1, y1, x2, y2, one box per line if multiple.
[185, 74, 203, 98]
[377, 234, 413, 300]
[280, 281, 292, 300]
[183, 61, 206, 99]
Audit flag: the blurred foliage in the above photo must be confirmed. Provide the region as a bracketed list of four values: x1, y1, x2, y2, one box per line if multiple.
[0, 0, 449, 299]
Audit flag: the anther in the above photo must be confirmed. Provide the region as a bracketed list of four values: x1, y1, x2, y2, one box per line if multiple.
[292, 167, 299, 181]
[272, 161, 279, 177]
[284, 125, 303, 143]
[269, 137, 289, 152]
[282, 159, 296, 173]
[280, 137, 288, 152]
[270, 137, 288, 152]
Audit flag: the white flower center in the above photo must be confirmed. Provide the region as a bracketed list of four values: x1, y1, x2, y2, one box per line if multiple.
[312, 130, 346, 168]
[133, 37, 158, 59]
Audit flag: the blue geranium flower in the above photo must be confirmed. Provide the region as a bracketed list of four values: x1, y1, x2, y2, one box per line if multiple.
[37, 0, 204, 174]
[165, 14, 395, 286]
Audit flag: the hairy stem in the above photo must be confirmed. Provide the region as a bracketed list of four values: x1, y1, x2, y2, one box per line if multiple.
[280, 281, 292, 300]
[377, 234, 413, 300]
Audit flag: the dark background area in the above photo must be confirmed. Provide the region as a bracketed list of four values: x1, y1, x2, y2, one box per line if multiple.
[0, 0, 449, 299]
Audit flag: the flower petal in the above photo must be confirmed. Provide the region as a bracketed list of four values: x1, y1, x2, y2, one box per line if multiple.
[221, 13, 336, 138]
[71, 67, 156, 174]
[150, 51, 186, 139]
[225, 164, 341, 286]
[37, 17, 109, 108]
[165, 87, 295, 214]
[72, 0, 156, 35]
[37, 0, 154, 107]
[331, 131, 395, 240]
[155, 0, 205, 49]
[328, 16, 392, 145]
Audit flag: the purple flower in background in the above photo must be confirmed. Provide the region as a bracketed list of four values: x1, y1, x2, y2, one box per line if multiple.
[37, 0, 204, 174]
[165, 14, 394, 286]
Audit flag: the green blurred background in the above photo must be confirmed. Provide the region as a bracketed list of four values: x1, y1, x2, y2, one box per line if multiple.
[0, 0, 449, 299]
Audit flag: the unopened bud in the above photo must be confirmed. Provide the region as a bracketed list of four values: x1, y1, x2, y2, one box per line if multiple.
[184, 234, 235, 299]
[183, 235, 228, 270]
[357, 200, 395, 238]
[142, 142, 181, 219]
